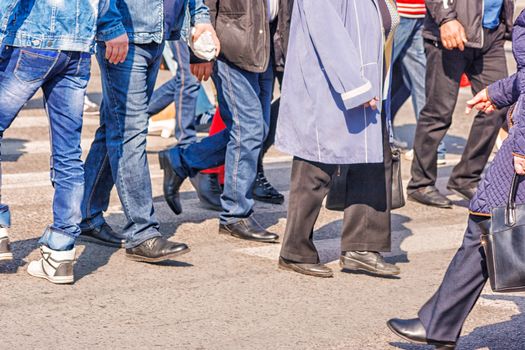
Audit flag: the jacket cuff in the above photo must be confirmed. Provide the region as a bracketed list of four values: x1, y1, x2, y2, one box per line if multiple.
[512, 152, 525, 159]
[193, 13, 211, 25]
[341, 81, 375, 110]
[96, 23, 127, 42]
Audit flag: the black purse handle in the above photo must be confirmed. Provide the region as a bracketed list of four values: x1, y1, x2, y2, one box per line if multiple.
[506, 174, 521, 226]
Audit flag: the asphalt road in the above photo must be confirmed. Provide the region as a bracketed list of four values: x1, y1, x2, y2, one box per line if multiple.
[1, 33, 525, 350]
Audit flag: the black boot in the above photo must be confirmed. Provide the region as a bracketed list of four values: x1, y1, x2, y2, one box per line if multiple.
[253, 165, 284, 205]
[189, 172, 222, 211]
[159, 150, 185, 215]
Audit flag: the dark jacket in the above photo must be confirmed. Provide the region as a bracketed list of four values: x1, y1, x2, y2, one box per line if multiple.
[469, 9, 525, 216]
[207, 0, 291, 73]
[423, 0, 514, 49]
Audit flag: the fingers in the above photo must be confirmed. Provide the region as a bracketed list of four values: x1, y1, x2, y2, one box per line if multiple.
[105, 44, 114, 62]
[118, 43, 128, 63]
[515, 160, 525, 175]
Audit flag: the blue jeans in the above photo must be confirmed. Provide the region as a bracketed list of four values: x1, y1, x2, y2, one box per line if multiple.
[81, 42, 163, 248]
[148, 40, 204, 146]
[0, 46, 89, 250]
[168, 59, 274, 224]
[391, 17, 446, 158]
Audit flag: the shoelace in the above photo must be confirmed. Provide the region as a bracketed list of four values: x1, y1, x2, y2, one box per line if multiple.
[257, 173, 276, 190]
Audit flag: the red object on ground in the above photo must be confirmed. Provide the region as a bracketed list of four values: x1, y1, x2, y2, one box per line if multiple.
[460, 74, 471, 88]
[200, 108, 226, 184]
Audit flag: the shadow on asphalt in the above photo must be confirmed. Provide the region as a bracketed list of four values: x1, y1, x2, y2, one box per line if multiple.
[0, 237, 38, 274]
[389, 295, 525, 349]
[2, 138, 29, 162]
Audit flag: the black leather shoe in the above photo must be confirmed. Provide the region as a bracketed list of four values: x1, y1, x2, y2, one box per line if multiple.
[253, 170, 284, 204]
[189, 173, 222, 211]
[340, 251, 400, 276]
[79, 223, 125, 248]
[408, 186, 453, 208]
[387, 318, 456, 349]
[278, 257, 333, 278]
[126, 237, 190, 263]
[159, 150, 185, 215]
[447, 185, 477, 200]
[219, 216, 279, 243]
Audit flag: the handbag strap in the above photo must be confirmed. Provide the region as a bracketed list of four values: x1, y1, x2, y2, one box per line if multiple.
[506, 174, 521, 226]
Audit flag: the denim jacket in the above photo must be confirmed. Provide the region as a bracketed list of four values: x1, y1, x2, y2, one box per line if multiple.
[0, 0, 126, 53]
[117, 0, 210, 44]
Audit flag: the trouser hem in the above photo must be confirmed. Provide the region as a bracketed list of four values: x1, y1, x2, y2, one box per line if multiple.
[280, 250, 319, 264]
[341, 243, 391, 252]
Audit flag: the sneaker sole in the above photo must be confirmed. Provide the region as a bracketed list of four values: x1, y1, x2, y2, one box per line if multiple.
[218, 228, 279, 243]
[126, 247, 190, 263]
[407, 195, 453, 209]
[27, 269, 74, 284]
[339, 257, 400, 276]
[0, 252, 13, 261]
[78, 235, 125, 248]
[278, 261, 333, 278]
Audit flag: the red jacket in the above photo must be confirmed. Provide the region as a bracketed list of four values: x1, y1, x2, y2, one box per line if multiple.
[396, 0, 425, 18]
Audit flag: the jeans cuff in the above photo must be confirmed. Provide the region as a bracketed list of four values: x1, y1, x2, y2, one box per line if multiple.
[168, 147, 190, 179]
[39, 226, 76, 251]
[80, 215, 106, 231]
[0, 206, 11, 228]
[125, 230, 162, 249]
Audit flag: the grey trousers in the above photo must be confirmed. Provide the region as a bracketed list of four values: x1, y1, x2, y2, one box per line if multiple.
[419, 215, 490, 343]
[280, 127, 392, 264]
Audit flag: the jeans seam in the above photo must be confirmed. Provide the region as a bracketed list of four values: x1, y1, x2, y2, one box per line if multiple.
[85, 153, 109, 227]
[175, 41, 186, 142]
[221, 63, 242, 217]
[41, 91, 56, 185]
[104, 55, 130, 218]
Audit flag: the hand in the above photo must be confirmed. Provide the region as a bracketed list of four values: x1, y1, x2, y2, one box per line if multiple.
[191, 61, 214, 81]
[440, 20, 467, 51]
[515, 156, 525, 175]
[193, 23, 221, 56]
[105, 33, 129, 64]
[465, 89, 497, 114]
[364, 98, 378, 110]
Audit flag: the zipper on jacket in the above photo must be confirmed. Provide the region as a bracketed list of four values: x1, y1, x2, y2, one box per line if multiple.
[480, 0, 485, 47]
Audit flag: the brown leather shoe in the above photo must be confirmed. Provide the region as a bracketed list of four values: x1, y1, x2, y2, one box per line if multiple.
[340, 251, 400, 276]
[126, 237, 189, 263]
[219, 216, 279, 243]
[278, 257, 333, 278]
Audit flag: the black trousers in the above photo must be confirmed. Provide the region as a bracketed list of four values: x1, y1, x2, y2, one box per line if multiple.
[408, 26, 508, 192]
[280, 125, 392, 264]
[419, 215, 490, 343]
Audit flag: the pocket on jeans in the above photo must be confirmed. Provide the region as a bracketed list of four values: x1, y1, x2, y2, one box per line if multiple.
[14, 49, 59, 83]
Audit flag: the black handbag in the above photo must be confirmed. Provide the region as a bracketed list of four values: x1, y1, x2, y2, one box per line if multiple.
[325, 147, 405, 211]
[482, 174, 525, 293]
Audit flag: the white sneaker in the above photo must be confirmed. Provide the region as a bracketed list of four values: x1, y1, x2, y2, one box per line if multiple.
[27, 245, 75, 284]
[0, 227, 13, 261]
